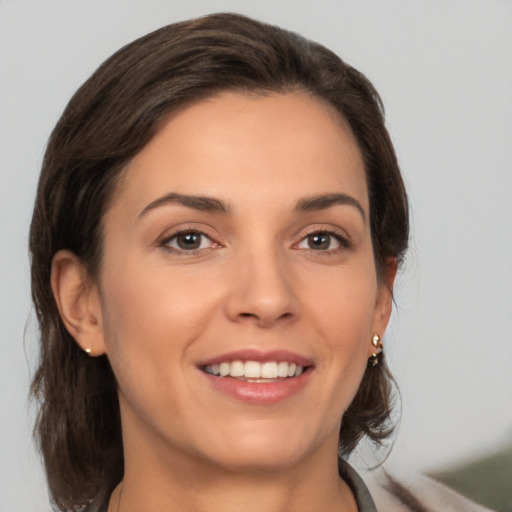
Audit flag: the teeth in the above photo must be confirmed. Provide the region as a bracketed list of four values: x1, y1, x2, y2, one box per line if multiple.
[219, 362, 230, 377]
[230, 360, 244, 377]
[261, 362, 278, 379]
[245, 361, 261, 378]
[204, 360, 306, 379]
[278, 361, 289, 378]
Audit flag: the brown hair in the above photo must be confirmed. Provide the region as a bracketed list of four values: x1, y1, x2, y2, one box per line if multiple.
[30, 12, 408, 511]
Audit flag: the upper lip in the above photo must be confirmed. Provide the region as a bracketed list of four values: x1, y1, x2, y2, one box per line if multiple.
[197, 349, 314, 368]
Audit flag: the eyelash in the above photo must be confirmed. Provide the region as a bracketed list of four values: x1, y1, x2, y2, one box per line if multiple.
[159, 228, 219, 255]
[158, 227, 350, 255]
[294, 228, 351, 253]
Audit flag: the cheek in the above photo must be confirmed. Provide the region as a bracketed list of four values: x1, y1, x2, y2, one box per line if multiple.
[301, 263, 378, 396]
[303, 264, 378, 343]
[98, 258, 219, 370]
[96, 260, 223, 429]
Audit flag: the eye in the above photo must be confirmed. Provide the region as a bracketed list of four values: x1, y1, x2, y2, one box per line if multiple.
[162, 230, 216, 252]
[296, 231, 343, 251]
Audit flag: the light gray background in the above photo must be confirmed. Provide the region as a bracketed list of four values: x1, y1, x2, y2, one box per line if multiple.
[1, 1, 511, 510]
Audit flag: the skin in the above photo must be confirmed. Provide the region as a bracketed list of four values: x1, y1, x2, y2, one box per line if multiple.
[52, 91, 395, 512]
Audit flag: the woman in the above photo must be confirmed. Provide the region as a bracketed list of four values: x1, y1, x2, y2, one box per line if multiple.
[29, 13, 487, 512]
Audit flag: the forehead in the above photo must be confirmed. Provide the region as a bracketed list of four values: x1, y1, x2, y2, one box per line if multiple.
[111, 91, 368, 216]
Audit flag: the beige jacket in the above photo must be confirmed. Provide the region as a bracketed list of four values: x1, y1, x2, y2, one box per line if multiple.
[365, 469, 495, 512]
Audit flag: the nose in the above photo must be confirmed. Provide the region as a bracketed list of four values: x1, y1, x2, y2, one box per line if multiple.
[224, 246, 300, 328]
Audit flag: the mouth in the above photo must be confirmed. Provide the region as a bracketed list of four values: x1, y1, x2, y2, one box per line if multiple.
[202, 360, 309, 382]
[197, 351, 314, 403]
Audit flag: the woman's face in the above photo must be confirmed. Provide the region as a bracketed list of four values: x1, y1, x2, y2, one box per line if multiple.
[91, 92, 394, 472]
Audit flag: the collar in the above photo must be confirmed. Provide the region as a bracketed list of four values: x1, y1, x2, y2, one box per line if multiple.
[338, 458, 378, 512]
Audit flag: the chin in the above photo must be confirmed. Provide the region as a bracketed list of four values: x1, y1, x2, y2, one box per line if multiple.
[212, 446, 307, 474]
[196, 425, 329, 474]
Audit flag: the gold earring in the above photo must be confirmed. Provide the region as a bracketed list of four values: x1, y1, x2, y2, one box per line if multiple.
[369, 334, 383, 366]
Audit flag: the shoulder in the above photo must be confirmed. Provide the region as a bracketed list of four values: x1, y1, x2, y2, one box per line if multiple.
[363, 468, 494, 512]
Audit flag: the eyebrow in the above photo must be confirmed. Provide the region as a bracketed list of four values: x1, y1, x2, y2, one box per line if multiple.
[294, 193, 366, 220]
[138, 191, 365, 221]
[138, 192, 230, 218]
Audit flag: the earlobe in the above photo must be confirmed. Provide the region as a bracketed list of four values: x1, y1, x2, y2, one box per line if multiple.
[369, 258, 397, 357]
[51, 250, 107, 356]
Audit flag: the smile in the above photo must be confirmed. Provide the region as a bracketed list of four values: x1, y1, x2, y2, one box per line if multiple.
[198, 350, 314, 402]
[203, 360, 305, 380]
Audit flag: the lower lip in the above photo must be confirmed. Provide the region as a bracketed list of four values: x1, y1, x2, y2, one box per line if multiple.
[201, 369, 313, 404]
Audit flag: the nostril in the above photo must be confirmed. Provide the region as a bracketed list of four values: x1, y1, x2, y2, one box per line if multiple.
[238, 311, 293, 322]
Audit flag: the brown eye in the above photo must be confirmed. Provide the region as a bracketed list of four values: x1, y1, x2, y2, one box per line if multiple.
[176, 232, 202, 250]
[308, 233, 331, 250]
[297, 232, 342, 251]
[164, 231, 214, 252]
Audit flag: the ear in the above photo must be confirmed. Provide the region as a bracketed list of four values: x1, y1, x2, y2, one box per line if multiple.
[369, 257, 398, 357]
[51, 250, 107, 356]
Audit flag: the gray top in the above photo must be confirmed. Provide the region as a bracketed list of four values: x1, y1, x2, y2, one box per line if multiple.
[339, 458, 378, 512]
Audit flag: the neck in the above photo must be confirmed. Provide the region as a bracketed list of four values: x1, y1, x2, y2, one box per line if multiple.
[111, 432, 357, 512]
